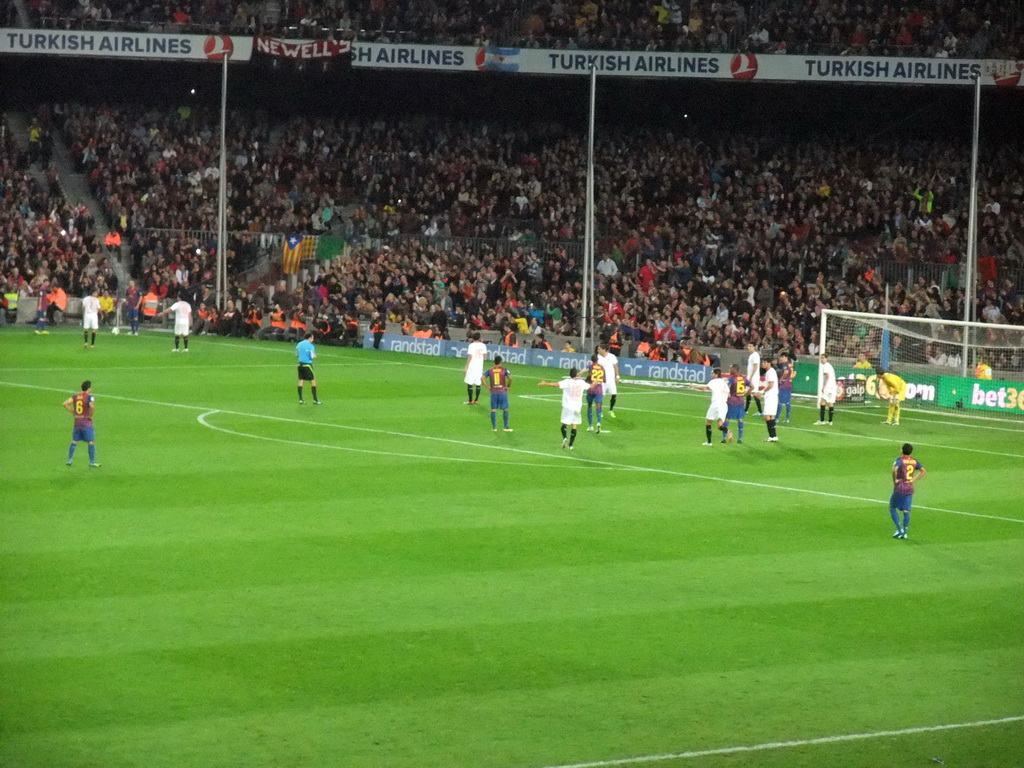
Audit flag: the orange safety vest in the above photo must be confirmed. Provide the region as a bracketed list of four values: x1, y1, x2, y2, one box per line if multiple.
[503, 331, 518, 347]
[371, 320, 386, 334]
[270, 311, 286, 329]
[412, 329, 432, 338]
[142, 292, 159, 316]
[636, 341, 650, 357]
[290, 315, 306, 331]
[247, 309, 262, 325]
[649, 347, 666, 361]
[104, 231, 122, 247]
[48, 287, 68, 311]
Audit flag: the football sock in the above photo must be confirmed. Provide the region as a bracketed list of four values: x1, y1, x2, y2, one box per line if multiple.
[175, 337, 180, 349]
[68, 442, 76, 462]
[491, 411, 497, 429]
[474, 386, 481, 402]
[828, 406, 834, 422]
[561, 424, 568, 440]
[569, 427, 577, 446]
[720, 423, 729, 436]
[311, 386, 318, 401]
[738, 420, 745, 440]
[503, 410, 509, 429]
[91, 332, 96, 345]
[705, 425, 712, 442]
[767, 419, 777, 438]
[467, 385, 473, 401]
[297, 386, 304, 402]
[596, 408, 602, 424]
[609, 395, 617, 411]
[745, 394, 752, 413]
[587, 407, 593, 426]
[184, 337, 189, 350]
[902, 512, 910, 532]
[84, 331, 89, 344]
[892, 404, 901, 423]
[889, 507, 901, 529]
[88, 443, 96, 463]
[819, 405, 826, 421]
[784, 402, 792, 420]
[755, 397, 763, 415]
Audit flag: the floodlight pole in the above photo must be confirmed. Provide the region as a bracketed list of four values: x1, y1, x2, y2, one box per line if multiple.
[580, 64, 597, 352]
[216, 52, 229, 310]
[961, 74, 981, 377]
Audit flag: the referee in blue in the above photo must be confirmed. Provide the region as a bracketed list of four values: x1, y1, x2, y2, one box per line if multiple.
[296, 332, 322, 405]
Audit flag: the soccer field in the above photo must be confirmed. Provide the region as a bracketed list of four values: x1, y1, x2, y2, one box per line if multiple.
[2, 327, 1022, 768]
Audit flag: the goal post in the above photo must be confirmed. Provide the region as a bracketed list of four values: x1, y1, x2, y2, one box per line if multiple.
[819, 309, 1024, 420]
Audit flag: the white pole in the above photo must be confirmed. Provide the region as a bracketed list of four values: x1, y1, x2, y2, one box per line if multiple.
[216, 52, 230, 311]
[581, 64, 596, 352]
[961, 74, 981, 377]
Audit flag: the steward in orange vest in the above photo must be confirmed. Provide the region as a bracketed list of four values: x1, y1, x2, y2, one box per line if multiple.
[258, 306, 287, 340]
[649, 343, 667, 361]
[289, 310, 307, 341]
[370, 313, 386, 350]
[141, 291, 159, 319]
[503, 327, 518, 347]
[245, 306, 263, 338]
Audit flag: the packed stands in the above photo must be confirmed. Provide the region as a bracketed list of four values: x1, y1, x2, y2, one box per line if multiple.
[24, 0, 1024, 57]
[19, 105, 1024, 354]
[0, 117, 115, 323]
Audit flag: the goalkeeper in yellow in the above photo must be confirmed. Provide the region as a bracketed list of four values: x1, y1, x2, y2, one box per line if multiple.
[876, 367, 907, 425]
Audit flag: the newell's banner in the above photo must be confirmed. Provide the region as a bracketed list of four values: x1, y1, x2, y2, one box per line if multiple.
[362, 333, 712, 383]
[255, 37, 351, 60]
[0, 29, 253, 61]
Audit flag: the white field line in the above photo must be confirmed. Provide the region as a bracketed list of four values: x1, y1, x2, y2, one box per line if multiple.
[0, 362, 380, 372]
[518, 395, 1024, 460]
[531, 715, 1024, 768]
[4, 380, 1020, 525]
[196, 410, 607, 471]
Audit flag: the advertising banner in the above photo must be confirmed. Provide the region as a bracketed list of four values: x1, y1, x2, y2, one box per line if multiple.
[362, 333, 712, 383]
[0, 29, 253, 61]
[939, 377, 1024, 414]
[792, 364, 939, 405]
[255, 36, 351, 60]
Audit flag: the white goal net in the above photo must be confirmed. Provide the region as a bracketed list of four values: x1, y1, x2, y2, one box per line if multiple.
[820, 310, 1024, 419]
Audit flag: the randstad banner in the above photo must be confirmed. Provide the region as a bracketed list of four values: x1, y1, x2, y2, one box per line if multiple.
[0, 29, 253, 61]
[940, 377, 1024, 414]
[363, 333, 712, 383]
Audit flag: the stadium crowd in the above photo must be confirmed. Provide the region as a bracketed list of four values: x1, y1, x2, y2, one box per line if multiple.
[21, 0, 1024, 58]
[0, 118, 118, 325]
[9, 106, 1024, 362]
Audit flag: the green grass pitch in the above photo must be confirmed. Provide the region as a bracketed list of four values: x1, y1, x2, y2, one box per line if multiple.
[2, 326, 1022, 768]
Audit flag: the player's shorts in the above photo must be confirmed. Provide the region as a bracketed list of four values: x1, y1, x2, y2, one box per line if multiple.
[763, 394, 779, 416]
[129, 309, 139, 320]
[83, 314, 99, 330]
[705, 403, 726, 422]
[174, 322, 190, 336]
[726, 403, 744, 420]
[819, 388, 837, 405]
[561, 406, 583, 426]
[72, 426, 95, 442]
[892, 386, 907, 402]
[490, 392, 509, 410]
[586, 392, 603, 407]
[889, 491, 913, 512]
[604, 382, 617, 396]
[778, 389, 792, 404]
[464, 371, 483, 386]
[297, 363, 315, 381]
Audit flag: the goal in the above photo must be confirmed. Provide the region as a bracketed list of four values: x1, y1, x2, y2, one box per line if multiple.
[819, 309, 1024, 419]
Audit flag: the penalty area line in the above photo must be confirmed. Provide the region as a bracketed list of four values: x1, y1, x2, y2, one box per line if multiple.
[3, 380, 1020, 526]
[531, 714, 1024, 768]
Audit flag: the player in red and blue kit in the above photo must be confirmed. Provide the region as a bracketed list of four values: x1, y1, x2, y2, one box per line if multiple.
[776, 352, 794, 424]
[585, 353, 605, 434]
[484, 355, 513, 432]
[722, 364, 747, 443]
[890, 443, 926, 539]
[63, 380, 100, 468]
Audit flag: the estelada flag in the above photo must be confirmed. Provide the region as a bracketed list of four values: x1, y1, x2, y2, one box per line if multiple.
[282, 234, 315, 274]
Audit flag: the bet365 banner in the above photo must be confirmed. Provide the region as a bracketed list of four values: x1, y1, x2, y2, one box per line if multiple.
[940, 377, 1024, 414]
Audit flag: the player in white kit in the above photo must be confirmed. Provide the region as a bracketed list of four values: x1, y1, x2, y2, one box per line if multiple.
[745, 342, 763, 415]
[463, 331, 487, 404]
[597, 345, 620, 418]
[81, 289, 101, 348]
[158, 293, 193, 352]
[759, 357, 780, 442]
[816, 353, 837, 425]
[692, 368, 730, 445]
[539, 367, 588, 449]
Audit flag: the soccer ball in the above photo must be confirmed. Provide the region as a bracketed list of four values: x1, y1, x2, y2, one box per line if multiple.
[111, 327, 120, 335]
